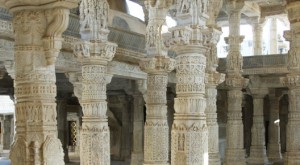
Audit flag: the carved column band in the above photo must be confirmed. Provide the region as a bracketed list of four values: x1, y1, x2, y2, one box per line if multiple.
[8, 1, 77, 164]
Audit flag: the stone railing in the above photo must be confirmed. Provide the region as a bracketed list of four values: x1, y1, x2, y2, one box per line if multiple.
[217, 54, 288, 74]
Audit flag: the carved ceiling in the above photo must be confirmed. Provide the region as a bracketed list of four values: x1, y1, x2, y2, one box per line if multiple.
[128, 0, 287, 26]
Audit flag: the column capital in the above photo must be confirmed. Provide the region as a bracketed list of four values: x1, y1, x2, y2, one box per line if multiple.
[3, 0, 78, 12]
[225, 0, 245, 12]
[225, 75, 248, 89]
[206, 71, 225, 87]
[173, 0, 209, 26]
[286, 1, 300, 30]
[280, 73, 300, 89]
[249, 88, 268, 99]
[73, 41, 117, 65]
[139, 56, 175, 74]
[283, 30, 300, 71]
[13, 8, 75, 65]
[144, 0, 171, 18]
[248, 16, 266, 25]
[207, 0, 223, 27]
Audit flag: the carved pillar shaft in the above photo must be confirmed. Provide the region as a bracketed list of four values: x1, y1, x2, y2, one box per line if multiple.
[224, 1, 247, 165]
[281, 2, 300, 164]
[140, 1, 175, 164]
[205, 31, 224, 165]
[252, 23, 263, 55]
[267, 90, 282, 162]
[248, 90, 268, 164]
[79, 63, 113, 165]
[270, 18, 278, 54]
[75, 0, 117, 164]
[205, 1, 224, 164]
[206, 87, 221, 165]
[284, 88, 300, 164]
[172, 52, 207, 165]
[169, 1, 209, 164]
[224, 89, 246, 165]
[9, 2, 76, 164]
[143, 74, 169, 165]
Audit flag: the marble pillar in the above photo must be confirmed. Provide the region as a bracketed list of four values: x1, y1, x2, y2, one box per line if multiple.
[281, 1, 300, 164]
[140, 2, 175, 164]
[248, 88, 269, 164]
[205, 1, 225, 163]
[224, 1, 248, 165]
[131, 80, 146, 165]
[8, 1, 77, 164]
[169, 0, 209, 164]
[205, 74, 224, 165]
[252, 18, 264, 55]
[270, 18, 278, 54]
[267, 89, 282, 162]
[73, 0, 117, 164]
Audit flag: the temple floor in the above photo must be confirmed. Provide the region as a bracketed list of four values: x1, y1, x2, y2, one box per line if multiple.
[0, 150, 284, 165]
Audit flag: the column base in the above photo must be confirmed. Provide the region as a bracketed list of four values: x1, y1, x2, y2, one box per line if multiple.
[267, 144, 282, 163]
[143, 163, 169, 165]
[284, 151, 300, 165]
[131, 152, 143, 165]
[208, 152, 221, 165]
[248, 146, 268, 165]
[224, 148, 246, 165]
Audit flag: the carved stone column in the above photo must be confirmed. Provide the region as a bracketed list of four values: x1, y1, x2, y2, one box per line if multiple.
[131, 80, 146, 165]
[270, 18, 278, 54]
[73, 0, 117, 164]
[168, 1, 210, 164]
[139, 1, 175, 164]
[224, 1, 248, 165]
[251, 17, 264, 55]
[205, 72, 224, 165]
[205, 1, 225, 164]
[7, 1, 77, 164]
[267, 89, 282, 162]
[280, 2, 300, 164]
[248, 88, 269, 164]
